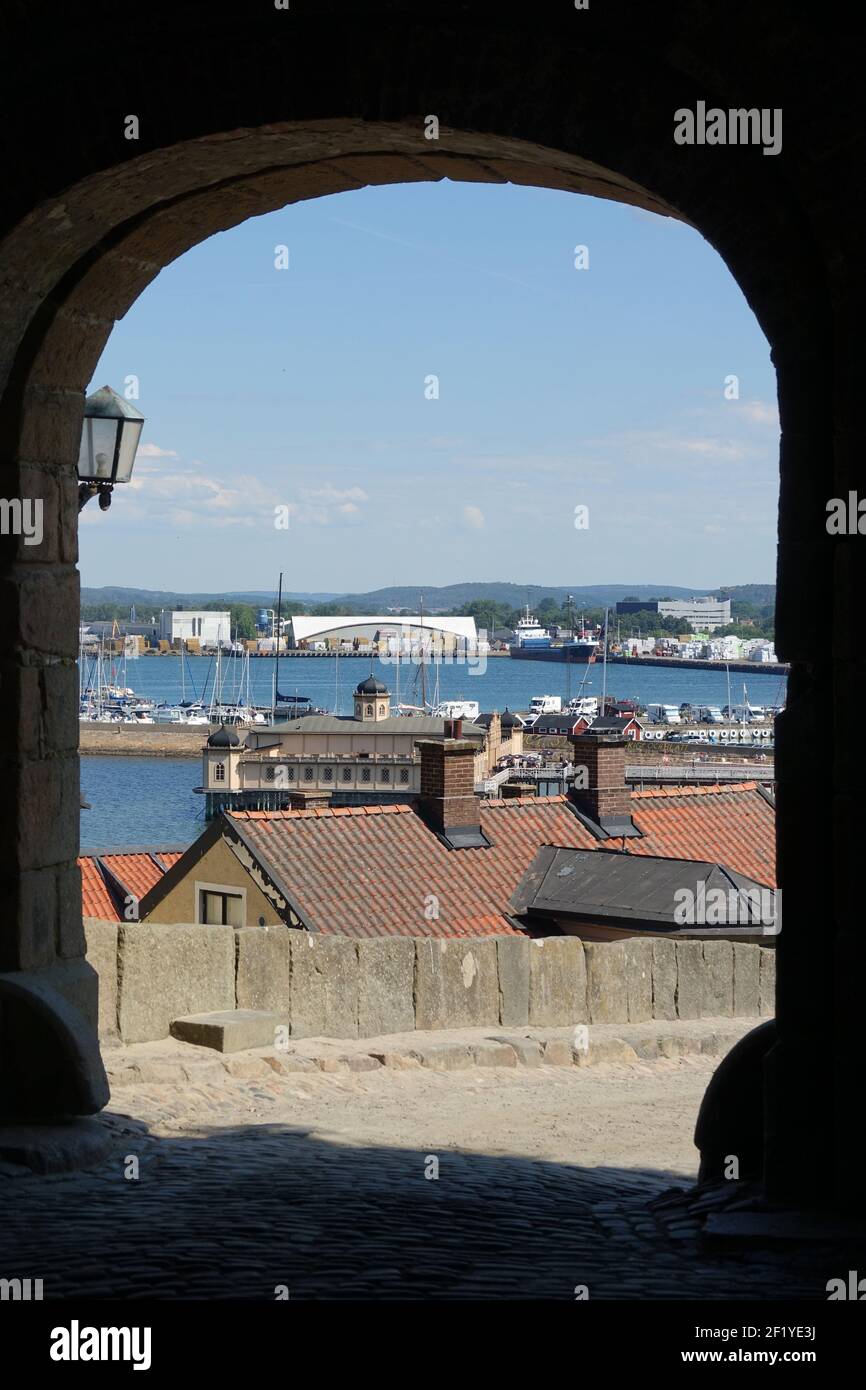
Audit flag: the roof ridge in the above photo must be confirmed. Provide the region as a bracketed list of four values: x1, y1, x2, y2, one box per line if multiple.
[631, 780, 760, 799]
[229, 802, 414, 821]
[482, 794, 568, 810]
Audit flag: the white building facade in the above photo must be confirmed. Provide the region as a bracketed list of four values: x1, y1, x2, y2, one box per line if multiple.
[657, 597, 732, 630]
[159, 610, 231, 647]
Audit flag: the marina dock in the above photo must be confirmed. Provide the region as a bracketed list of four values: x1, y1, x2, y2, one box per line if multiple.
[608, 654, 789, 675]
[80, 723, 213, 756]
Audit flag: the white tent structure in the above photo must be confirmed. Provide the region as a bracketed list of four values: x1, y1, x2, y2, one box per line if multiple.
[288, 614, 481, 650]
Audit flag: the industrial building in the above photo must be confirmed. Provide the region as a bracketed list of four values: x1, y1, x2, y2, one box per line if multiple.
[288, 613, 481, 653]
[159, 609, 231, 648]
[616, 597, 731, 630]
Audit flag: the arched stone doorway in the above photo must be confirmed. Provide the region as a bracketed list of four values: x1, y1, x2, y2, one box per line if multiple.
[0, 5, 854, 1209]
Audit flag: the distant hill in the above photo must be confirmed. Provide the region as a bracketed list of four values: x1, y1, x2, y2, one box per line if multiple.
[82, 581, 776, 614]
[344, 582, 743, 611]
[80, 586, 342, 609]
[717, 584, 776, 608]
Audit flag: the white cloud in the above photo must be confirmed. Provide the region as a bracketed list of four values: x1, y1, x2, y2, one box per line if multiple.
[299, 484, 368, 504]
[137, 442, 179, 458]
[736, 399, 779, 427]
[463, 505, 485, 530]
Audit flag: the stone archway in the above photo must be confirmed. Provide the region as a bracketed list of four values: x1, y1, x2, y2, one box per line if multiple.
[0, 3, 857, 1209]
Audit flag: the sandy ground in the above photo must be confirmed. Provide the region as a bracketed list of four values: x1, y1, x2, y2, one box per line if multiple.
[124, 1051, 714, 1179]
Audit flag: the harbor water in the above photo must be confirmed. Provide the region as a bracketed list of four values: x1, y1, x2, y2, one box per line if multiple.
[85, 652, 788, 719]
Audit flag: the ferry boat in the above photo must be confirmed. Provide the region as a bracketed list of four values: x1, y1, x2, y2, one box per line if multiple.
[508, 606, 599, 664]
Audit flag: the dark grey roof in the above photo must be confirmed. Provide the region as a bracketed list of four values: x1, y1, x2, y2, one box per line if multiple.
[258, 715, 485, 739]
[501, 708, 519, 729]
[530, 713, 577, 731]
[207, 723, 240, 747]
[356, 675, 389, 695]
[589, 715, 641, 731]
[510, 846, 777, 934]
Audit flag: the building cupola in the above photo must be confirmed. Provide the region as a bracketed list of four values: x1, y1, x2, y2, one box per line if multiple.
[354, 674, 391, 722]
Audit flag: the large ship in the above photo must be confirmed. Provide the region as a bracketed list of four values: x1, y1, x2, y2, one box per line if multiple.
[508, 607, 599, 664]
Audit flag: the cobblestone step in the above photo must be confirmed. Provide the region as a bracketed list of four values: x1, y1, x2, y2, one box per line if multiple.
[103, 1017, 759, 1089]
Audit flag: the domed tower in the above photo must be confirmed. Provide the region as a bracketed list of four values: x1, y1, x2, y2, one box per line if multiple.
[203, 722, 243, 797]
[353, 674, 391, 722]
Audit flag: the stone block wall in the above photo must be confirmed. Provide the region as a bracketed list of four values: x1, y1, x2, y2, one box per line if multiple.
[84, 919, 776, 1046]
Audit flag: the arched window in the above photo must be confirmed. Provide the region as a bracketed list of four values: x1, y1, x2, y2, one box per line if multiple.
[365, 703, 373, 716]
[214, 762, 225, 783]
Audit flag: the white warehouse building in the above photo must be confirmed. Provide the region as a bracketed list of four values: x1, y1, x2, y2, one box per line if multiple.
[159, 609, 231, 647]
[288, 614, 481, 652]
[657, 597, 732, 631]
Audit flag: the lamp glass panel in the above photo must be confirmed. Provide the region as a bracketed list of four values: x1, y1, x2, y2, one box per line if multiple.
[115, 417, 144, 483]
[78, 417, 119, 481]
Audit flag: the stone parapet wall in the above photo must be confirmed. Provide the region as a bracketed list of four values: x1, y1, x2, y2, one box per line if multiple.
[84, 920, 775, 1046]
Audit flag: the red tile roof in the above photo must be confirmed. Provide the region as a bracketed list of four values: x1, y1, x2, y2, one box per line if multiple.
[227, 784, 775, 937]
[79, 857, 119, 921]
[628, 782, 776, 886]
[100, 853, 168, 902]
[79, 850, 183, 919]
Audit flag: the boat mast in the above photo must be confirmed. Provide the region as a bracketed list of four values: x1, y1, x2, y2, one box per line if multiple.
[419, 593, 427, 710]
[726, 662, 732, 724]
[273, 571, 282, 721]
[601, 606, 609, 715]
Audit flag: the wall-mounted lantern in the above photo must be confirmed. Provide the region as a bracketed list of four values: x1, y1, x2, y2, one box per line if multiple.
[78, 385, 145, 512]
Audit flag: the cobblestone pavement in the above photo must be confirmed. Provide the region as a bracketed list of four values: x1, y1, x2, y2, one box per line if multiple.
[0, 1056, 858, 1300]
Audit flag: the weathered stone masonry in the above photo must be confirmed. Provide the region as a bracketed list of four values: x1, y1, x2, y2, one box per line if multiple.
[0, 1, 862, 1207]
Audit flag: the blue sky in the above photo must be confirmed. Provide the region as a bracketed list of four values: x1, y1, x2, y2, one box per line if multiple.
[81, 180, 779, 594]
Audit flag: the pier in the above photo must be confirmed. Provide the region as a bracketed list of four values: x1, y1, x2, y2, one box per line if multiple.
[608, 654, 789, 675]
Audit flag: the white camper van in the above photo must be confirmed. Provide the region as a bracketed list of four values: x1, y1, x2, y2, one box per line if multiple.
[433, 700, 480, 721]
[528, 695, 562, 715]
[646, 703, 682, 725]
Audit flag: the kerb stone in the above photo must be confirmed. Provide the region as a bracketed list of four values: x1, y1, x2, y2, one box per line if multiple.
[171, 1009, 284, 1053]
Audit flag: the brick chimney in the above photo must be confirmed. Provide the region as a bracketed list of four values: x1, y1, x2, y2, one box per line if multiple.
[417, 738, 480, 833]
[568, 731, 631, 821]
[287, 788, 332, 811]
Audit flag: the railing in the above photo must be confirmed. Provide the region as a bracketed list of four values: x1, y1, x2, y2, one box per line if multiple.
[625, 762, 775, 783]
